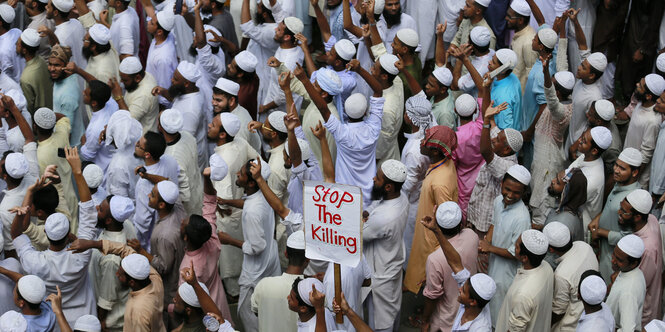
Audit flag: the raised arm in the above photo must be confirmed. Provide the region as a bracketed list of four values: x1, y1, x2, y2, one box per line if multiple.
[568, 9, 587, 51]
[295, 34, 316, 77]
[295, 64, 331, 120]
[342, 0, 363, 38]
[366, 0, 383, 47]
[459, 45, 486, 95]
[525, 0, 544, 26]
[333, 293, 373, 332]
[1, 95, 34, 143]
[72, 0, 90, 16]
[346, 59, 382, 97]
[311, 121, 335, 182]
[249, 159, 290, 219]
[65, 147, 91, 203]
[480, 102, 508, 163]
[285, 114, 303, 167]
[193, 1, 206, 49]
[137, 0, 156, 21]
[241, 0, 251, 24]
[181, 262, 225, 318]
[311, 0, 332, 42]
[435, 23, 448, 68]
[419, 213, 464, 273]
[0, 265, 23, 283]
[66, 62, 97, 83]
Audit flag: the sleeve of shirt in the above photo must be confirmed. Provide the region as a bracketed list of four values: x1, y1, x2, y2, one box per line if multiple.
[22, 142, 40, 178]
[375, 99, 401, 159]
[640, 121, 659, 164]
[117, 22, 136, 55]
[218, 320, 235, 332]
[608, 230, 631, 246]
[23, 222, 49, 252]
[362, 216, 391, 242]
[77, 11, 96, 28]
[19, 80, 37, 113]
[532, 73, 547, 105]
[270, 1, 288, 24]
[132, 184, 155, 244]
[367, 96, 385, 136]
[53, 117, 72, 142]
[370, 43, 388, 61]
[422, 257, 445, 300]
[77, 200, 98, 241]
[324, 35, 337, 53]
[507, 294, 534, 332]
[579, 49, 591, 65]
[107, 167, 131, 197]
[196, 45, 225, 82]
[551, 274, 572, 315]
[487, 157, 513, 179]
[13, 234, 49, 279]
[1, 210, 16, 251]
[177, 165, 191, 204]
[401, 152, 422, 195]
[80, 132, 101, 162]
[451, 22, 463, 47]
[457, 72, 476, 92]
[202, 193, 217, 225]
[323, 113, 346, 142]
[241, 211, 268, 256]
[556, 38, 568, 72]
[451, 268, 471, 288]
[96, 257, 123, 310]
[240, 21, 277, 49]
[150, 236, 177, 275]
[544, 84, 566, 121]
[127, 92, 156, 123]
[251, 282, 262, 314]
[101, 239, 137, 258]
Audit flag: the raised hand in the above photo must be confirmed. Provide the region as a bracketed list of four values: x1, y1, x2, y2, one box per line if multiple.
[484, 101, 508, 120]
[249, 159, 262, 180]
[295, 33, 308, 50]
[394, 55, 405, 72]
[278, 71, 292, 91]
[67, 239, 99, 253]
[43, 165, 60, 182]
[205, 29, 224, 44]
[284, 113, 300, 131]
[100, 9, 109, 23]
[45, 286, 63, 313]
[310, 120, 326, 140]
[346, 59, 361, 72]
[332, 292, 351, 315]
[127, 238, 142, 252]
[309, 284, 326, 309]
[64, 146, 82, 174]
[180, 261, 198, 285]
[151, 86, 166, 97]
[247, 120, 262, 133]
[37, 25, 52, 38]
[436, 22, 447, 35]
[419, 215, 439, 233]
[267, 56, 281, 68]
[293, 63, 306, 79]
[64, 61, 77, 76]
[108, 78, 123, 100]
[566, 8, 580, 21]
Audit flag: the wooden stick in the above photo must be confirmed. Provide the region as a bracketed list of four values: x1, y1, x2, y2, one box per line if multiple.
[334, 263, 343, 323]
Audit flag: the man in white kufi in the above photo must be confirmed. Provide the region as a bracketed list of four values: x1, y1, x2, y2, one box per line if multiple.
[105, 110, 143, 198]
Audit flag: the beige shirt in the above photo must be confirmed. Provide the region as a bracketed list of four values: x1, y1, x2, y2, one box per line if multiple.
[251, 273, 302, 332]
[511, 25, 538, 92]
[125, 73, 159, 134]
[451, 18, 496, 50]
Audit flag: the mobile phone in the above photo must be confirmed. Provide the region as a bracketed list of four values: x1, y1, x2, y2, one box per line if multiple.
[57, 148, 66, 158]
[174, 0, 183, 15]
[137, 166, 147, 175]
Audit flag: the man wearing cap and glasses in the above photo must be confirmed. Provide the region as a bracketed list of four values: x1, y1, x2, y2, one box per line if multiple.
[16, 28, 53, 114]
[606, 234, 647, 332]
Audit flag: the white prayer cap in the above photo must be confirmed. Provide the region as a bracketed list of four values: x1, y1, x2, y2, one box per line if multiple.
[253, 158, 271, 180]
[0, 311, 27, 332]
[52, 0, 74, 12]
[284, 17, 304, 34]
[658, 53, 665, 73]
[396, 28, 419, 48]
[5, 153, 28, 179]
[435, 201, 462, 229]
[17, 275, 46, 304]
[470, 26, 491, 47]
[0, 4, 15, 23]
[203, 25, 221, 47]
[344, 93, 368, 119]
[287, 230, 306, 249]
[593, 99, 614, 121]
[579, 275, 606, 305]
[119, 56, 143, 75]
[626, 189, 652, 215]
[177, 61, 201, 83]
[74, 315, 101, 332]
[20, 28, 40, 47]
[219, 113, 241, 137]
[110, 196, 135, 221]
[178, 282, 209, 307]
[495, 48, 518, 69]
[474, 0, 491, 7]
[645, 73, 665, 96]
[432, 67, 452, 86]
[285, 138, 312, 161]
[537, 28, 557, 49]
[155, 10, 175, 31]
[521, 229, 548, 255]
[34, 107, 56, 130]
[586, 52, 607, 72]
[209, 154, 228, 181]
[157, 180, 179, 204]
[506, 164, 531, 186]
[160, 108, 184, 134]
[268, 111, 288, 133]
[590, 126, 612, 150]
[618, 147, 643, 167]
[106, 111, 143, 149]
[334, 39, 356, 61]
[469, 273, 496, 301]
[645, 320, 665, 332]
[617, 234, 644, 259]
[235, 51, 258, 72]
[82, 164, 103, 189]
[89, 24, 111, 45]
[45, 213, 69, 241]
[381, 159, 407, 183]
[121, 253, 151, 280]
[503, 128, 523, 152]
[215, 77, 240, 96]
[379, 54, 400, 75]
[297, 278, 324, 307]
[6, 129, 25, 153]
[455, 94, 477, 117]
[554, 71, 575, 90]
[373, 0, 385, 14]
[509, 0, 531, 16]
[542, 222, 570, 248]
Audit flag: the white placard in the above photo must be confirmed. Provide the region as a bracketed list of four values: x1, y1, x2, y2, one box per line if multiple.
[303, 181, 363, 267]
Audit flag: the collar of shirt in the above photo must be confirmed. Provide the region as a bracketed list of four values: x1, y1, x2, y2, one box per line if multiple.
[610, 181, 641, 197]
[404, 131, 424, 140]
[244, 190, 262, 201]
[513, 25, 534, 39]
[516, 259, 548, 276]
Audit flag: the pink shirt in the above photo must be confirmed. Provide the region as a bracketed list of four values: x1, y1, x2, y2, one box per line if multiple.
[423, 229, 479, 331]
[636, 214, 663, 326]
[453, 115, 484, 220]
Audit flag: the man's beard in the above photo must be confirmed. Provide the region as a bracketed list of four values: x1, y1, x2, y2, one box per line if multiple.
[188, 45, 198, 57]
[125, 80, 139, 93]
[82, 46, 93, 60]
[168, 84, 186, 99]
[547, 186, 560, 197]
[618, 218, 635, 232]
[635, 90, 648, 103]
[284, 163, 291, 169]
[325, 1, 342, 11]
[51, 71, 65, 82]
[384, 10, 401, 26]
[371, 185, 385, 201]
[254, 12, 266, 25]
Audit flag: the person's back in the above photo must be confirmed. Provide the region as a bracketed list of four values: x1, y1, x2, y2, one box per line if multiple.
[252, 273, 302, 331]
[165, 131, 203, 215]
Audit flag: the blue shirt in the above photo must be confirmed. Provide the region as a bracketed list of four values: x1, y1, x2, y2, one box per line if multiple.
[491, 73, 522, 130]
[53, 75, 83, 146]
[23, 302, 56, 332]
[521, 54, 557, 131]
[650, 121, 665, 195]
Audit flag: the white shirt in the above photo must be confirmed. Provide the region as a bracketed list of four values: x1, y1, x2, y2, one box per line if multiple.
[165, 131, 202, 215]
[624, 103, 661, 164]
[110, 7, 140, 56]
[566, 155, 605, 231]
[239, 191, 281, 287]
[172, 91, 208, 170]
[297, 310, 337, 332]
[401, 131, 429, 205]
[377, 13, 419, 55]
[146, 34, 178, 106]
[125, 73, 159, 134]
[54, 19, 87, 69]
[106, 150, 141, 199]
[80, 100, 117, 171]
[251, 273, 302, 332]
[458, 51, 495, 94]
[239, 20, 278, 112]
[262, 46, 304, 112]
[451, 269, 493, 331]
[323, 258, 372, 332]
[267, 143, 290, 212]
[606, 267, 646, 332]
[231, 105, 262, 152]
[287, 158, 322, 215]
[0, 258, 20, 314]
[575, 302, 615, 332]
[567, 78, 602, 151]
[0, 29, 24, 82]
[324, 97, 384, 206]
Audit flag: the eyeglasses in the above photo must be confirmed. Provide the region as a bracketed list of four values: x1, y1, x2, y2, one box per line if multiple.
[618, 209, 633, 218]
[262, 124, 274, 132]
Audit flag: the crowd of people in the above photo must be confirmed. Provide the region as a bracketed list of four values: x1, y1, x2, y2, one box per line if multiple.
[0, 0, 664, 330]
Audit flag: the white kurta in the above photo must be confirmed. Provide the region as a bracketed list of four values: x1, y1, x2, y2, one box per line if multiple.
[85, 49, 120, 86]
[54, 19, 87, 69]
[363, 194, 409, 330]
[323, 258, 372, 332]
[110, 6, 140, 57]
[250, 273, 302, 332]
[287, 158, 322, 215]
[262, 46, 304, 115]
[400, 131, 429, 269]
[0, 258, 20, 314]
[606, 268, 646, 332]
[146, 34, 178, 106]
[125, 73, 159, 134]
[165, 131, 202, 215]
[566, 0, 597, 76]
[575, 302, 615, 332]
[0, 29, 24, 82]
[172, 91, 208, 170]
[106, 150, 141, 199]
[623, 103, 661, 184]
[376, 13, 418, 55]
[566, 155, 605, 235]
[239, 20, 278, 114]
[496, 262, 554, 332]
[80, 100, 117, 171]
[566, 53, 602, 151]
[231, 105, 262, 152]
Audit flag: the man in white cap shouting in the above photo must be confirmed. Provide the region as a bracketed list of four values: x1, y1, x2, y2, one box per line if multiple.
[605, 234, 647, 332]
[0, 272, 55, 330]
[104, 111, 143, 199]
[0, 4, 23, 82]
[11, 147, 98, 327]
[486, 48, 521, 130]
[109, 57, 159, 134]
[479, 164, 532, 325]
[623, 74, 665, 185]
[81, 24, 120, 85]
[575, 271, 615, 331]
[252, 230, 308, 332]
[107, 0, 140, 59]
[496, 229, 554, 331]
[16, 28, 53, 114]
[451, 0, 496, 50]
[158, 108, 203, 215]
[143, 4, 178, 107]
[175, 264, 234, 331]
[589, 147, 643, 282]
[88, 195, 137, 332]
[450, 26, 494, 95]
[79, 80, 117, 172]
[362, 159, 409, 331]
[213, 77, 261, 152]
[40, 0, 86, 69]
[617, 189, 662, 325]
[418, 202, 479, 331]
[543, 221, 598, 330]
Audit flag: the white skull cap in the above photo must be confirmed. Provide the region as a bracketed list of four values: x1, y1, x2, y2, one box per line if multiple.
[176, 61, 201, 83]
[286, 230, 306, 249]
[618, 147, 643, 167]
[20, 28, 40, 47]
[0, 310, 27, 332]
[109, 196, 135, 221]
[297, 278, 324, 307]
[579, 274, 606, 305]
[344, 93, 368, 119]
[381, 159, 407, 183]
[626, 189, 652, 215]
[435, 201, 462, 229]
[17, 275, 46, 304]
[119, 56, 143, 75]
[157, 180, 179, 204]
[396, 28, 419, 48]
[121, 253, 151, 280]
[0, 4, 15, 23]
[215, 77, 240, 96]
[645, 320, 665, 332]
[510, 0, 531, 16]
[82, 164, 104, 188]
[587, 52, 607, 72]
[537, 28, 557, 49]
[178, 282, 209, 307]
[160, 108, 184, 134]
[432, 66, 452, 86]
[521, 229, 548, 255]
[285, 138, 312, 161]
[156, 10, 175, 31]
[218, 113, 241, 137]
[45, 213, 70, 241]
[284, 17, 304, 34]
[89, 24, 111, 45]
[379, 54, 400, 75]
[503, 128, 523, 152]
[268, 111, 288, 133]
[554, 71, 575, 90]
[657, 53, 665, 73]
[334, 39, 356, 61]
[593, 99, 614, 121]
[74, 315, 101, 332]
[645, 73, 665, 96]
[507, 164, 531, 186]
[52, 0, 74, 12]
[470, 26, 491, 47]
[617, 234, 644, 259]
[474, 0, 491, 7]
[469, 273, 496, 300]
[542, 221, 570, 248]
[590, 126, 612, 150]
[209, 154, 229, 181]
[373, 0, 385, 14]
[4, 152, 28, 179]
[34, 107, 56, 130]
[235, 51, 258, 72]
[455, 94, 477, 117]
[495, 48, 518, 70]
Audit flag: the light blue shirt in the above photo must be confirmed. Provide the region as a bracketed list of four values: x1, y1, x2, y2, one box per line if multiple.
[23, 302, 56, 332]
[650, 121, 665, 195]
[521, 54, 557, 131]
[53, 75, 83, 146]
[80, 99, 118, 172]
[491, 73, 522, 130]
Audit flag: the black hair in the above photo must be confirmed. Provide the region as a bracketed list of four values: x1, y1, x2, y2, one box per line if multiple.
[244, 160, 257, 185]
[440, 224, 461, 237]
[550, 238, 573, 253]
[284, 26, 297, 45]
[501, 173, 527, 191]
[286, 247, 307, 266]
[291, 277, 313, 310]
[20, 41, 40, 55]
[0, 17, 10, 30]
[185, 214, 212, 250]
[17, 289, 42, 311]
[275, 130, 288, 142]
[89, 80, 111, 107]
[212, 86, 237, 103]
[589, 138, 607, 155]
[35, 1, 47, 12]
[471, 40, 490, 54]
[554, 80, 572, 99]
[144, 131, 166, 159]
[33, 184, 59, 215]
[90, 39, 111, 54]
[385, 178, 404, 193]
[589, 66, 604, 81]
[519, 241, 547, 267]
[468, 281, 490, 308]
[379, 67, 398, 82]
[156, 22, 171, 36]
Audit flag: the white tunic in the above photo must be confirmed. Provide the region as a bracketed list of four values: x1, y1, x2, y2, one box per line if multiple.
[450, 269, 493, 331]
[0, 28, 24, 82]
[262, 46, 304, 115]
[575, 302, 615, 332]
[80, 100, 117, 171]
[0, 258, 20, 314]
[165, 131, 202, 215]
[606, 267, 646, 332]
[566, 155, 605, 234]
[376, 13, 418, 55]
[323, 258, 372, 332]
[106, 150, 141, 199]
[287, 158, 322, 215]
[239, 20, 278, 115]
[400, 131, 429, 268]
[231, 105, 262, 152]
[54, 19, 87, 69]
[110, 7, 140, 56]
[146, 34, 178, 106]
[172, 91, 208, 170]
[566, 52, 602, 151]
